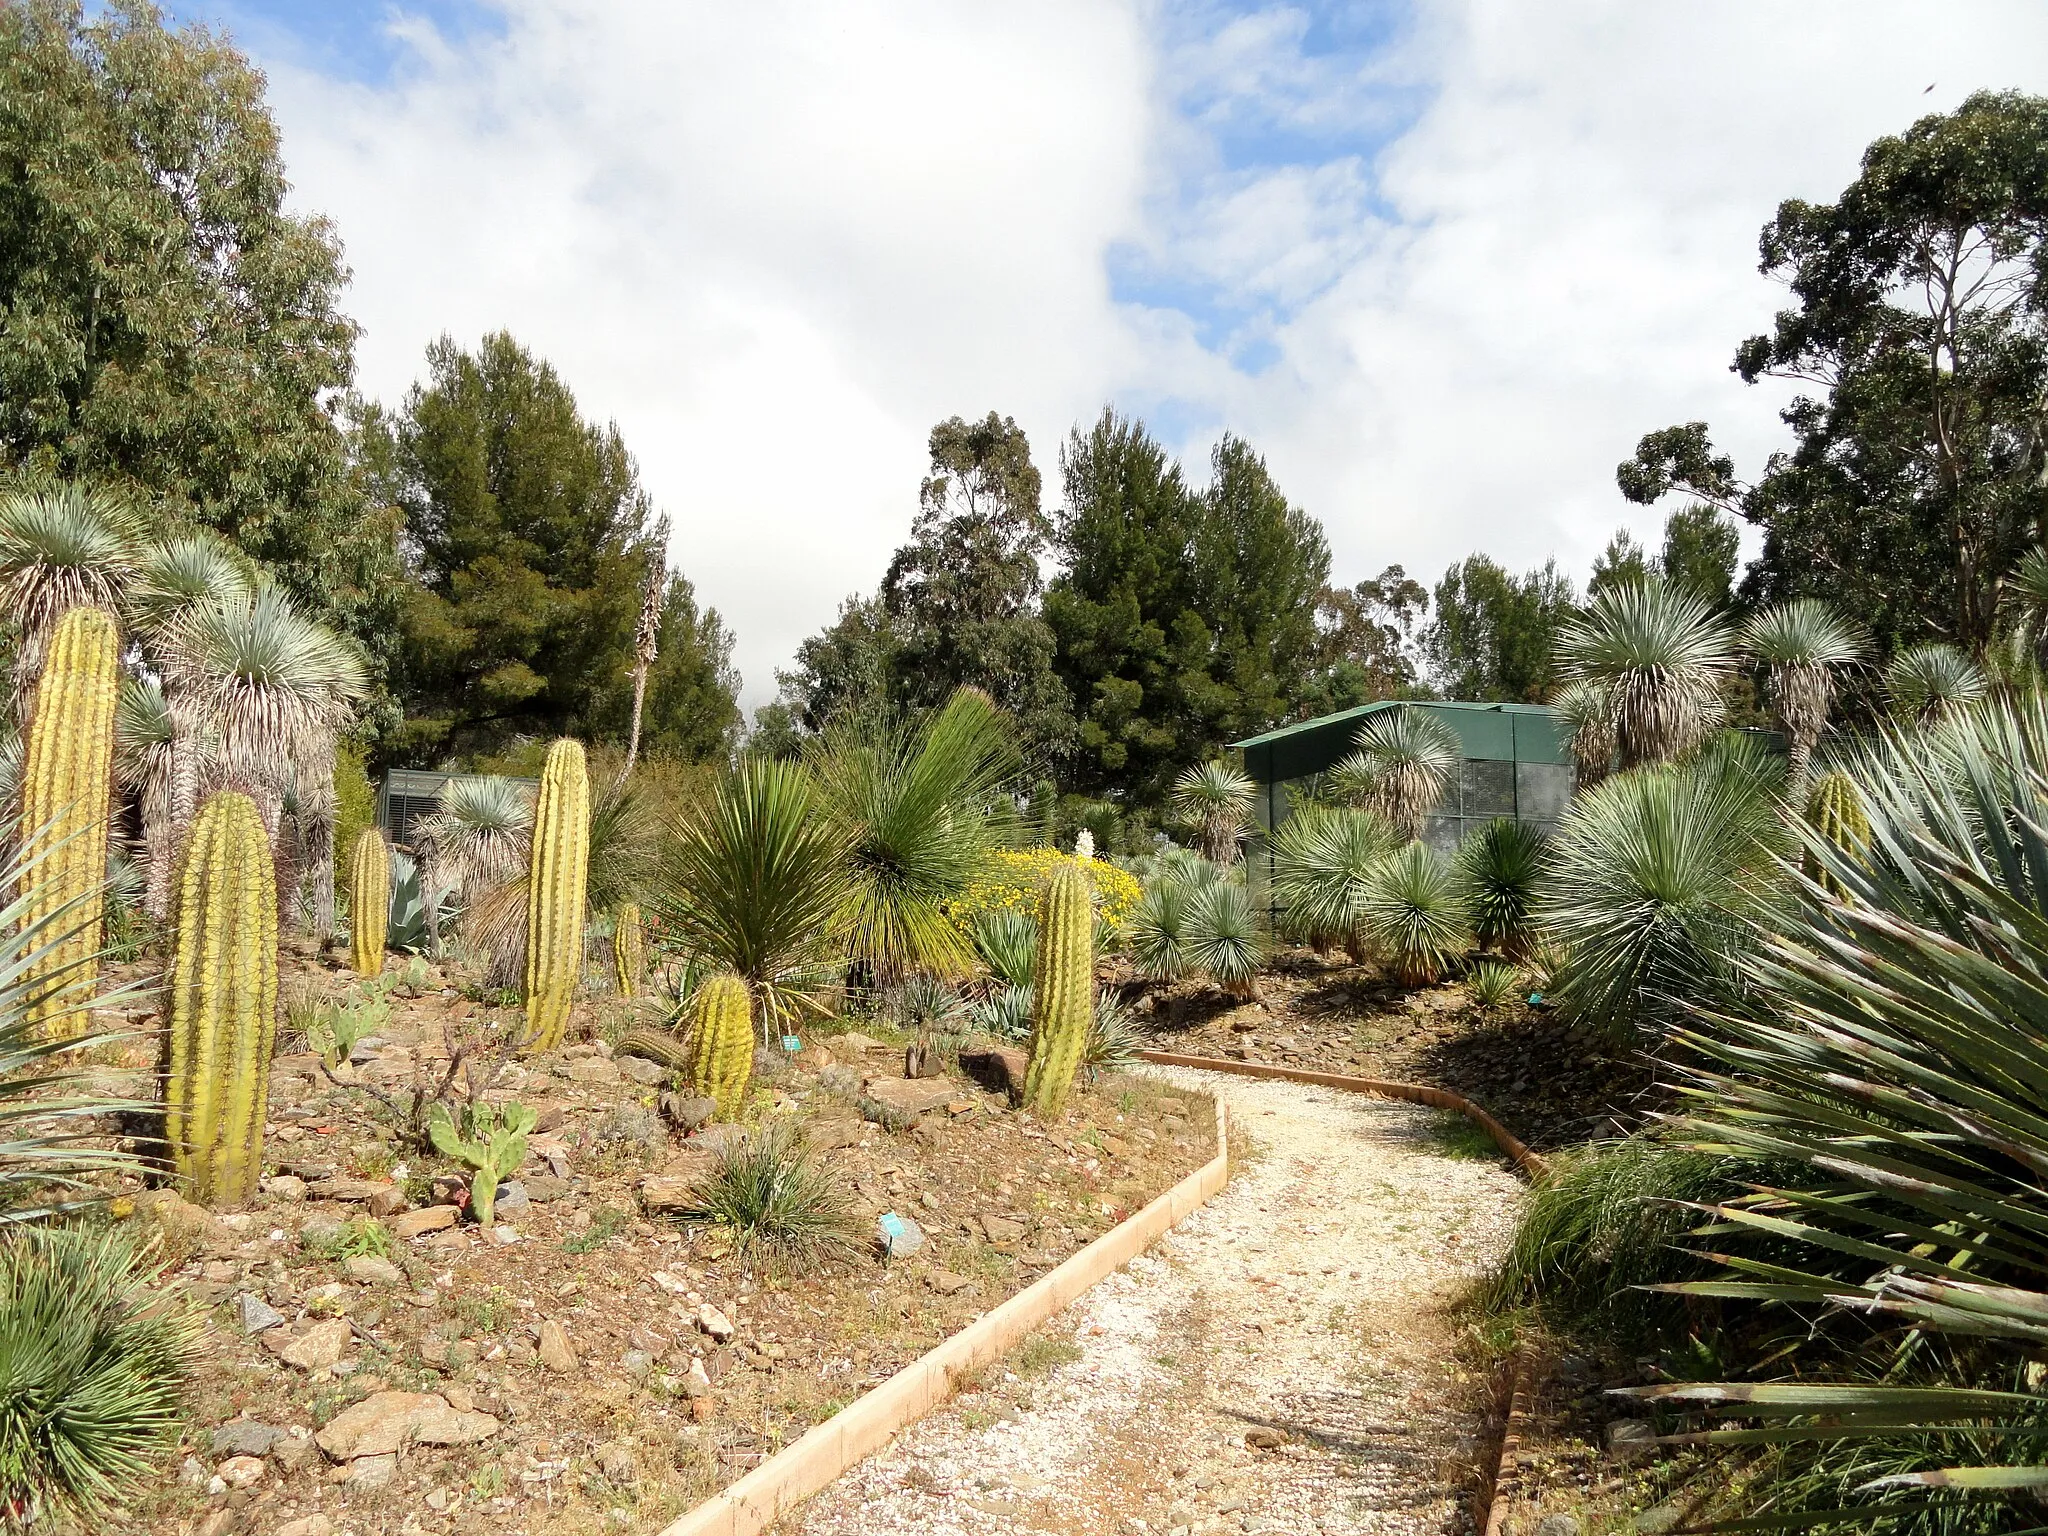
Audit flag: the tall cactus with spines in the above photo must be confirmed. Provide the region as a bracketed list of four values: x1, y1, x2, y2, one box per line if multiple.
[613, 901, 644, 998]
[522, 738, 590, 1052]
[163, 790, 278, 1207]
[1023, 860, 1094, 1115]
[18, 604, 120, 1036]
[684, 971, 754, 1119]
[348, 827, 389, 977]
[1803, 769, 1870, 897]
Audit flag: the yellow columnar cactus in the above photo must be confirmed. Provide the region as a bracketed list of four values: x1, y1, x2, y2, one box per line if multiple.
[1804, 769, 1870, 897]
[163, 790, 278, 1207]
[1023, 860, 1094, 1115]
[19, 605, 120, 1037]
[613, 902, 644, 998]
[522, 738, 589, 1052]
[348, 827, 389, 977]
[684, 971, 754, 1119]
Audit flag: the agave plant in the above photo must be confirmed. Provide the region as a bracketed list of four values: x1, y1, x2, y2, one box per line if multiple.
[884, 972, 970, 1037]
[0, 483, 147, 678]
[1556, 579, 1735, 768]
[810, 689, 1017, 983]
[1269, 805, 1397, 961]
[1551, 677, 1616, 788]
[1455, 818, 1549, 959]
[1358, 840, 1468, 987]
[1539, 733, 1786, 1036]
[1884, 641, 1989, 725]
[1167, 759, 1256, 865]
[1328, 708, 1461, 841]
[970, 982, 1033, 1040]
[1085, 989, 1141, 1074]
[971, 908, 1037, 991]
[1635, 694, 2048, 1523]
[1741, 598, 1863, 785]
[652, 757, 848, 1035]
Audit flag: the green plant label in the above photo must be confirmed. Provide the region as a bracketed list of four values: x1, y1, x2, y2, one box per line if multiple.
[782, 1035, 801, 1052]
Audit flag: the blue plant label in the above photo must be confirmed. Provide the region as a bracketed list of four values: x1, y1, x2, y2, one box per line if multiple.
[879, 1213, 906, 1239]
[1527, 992, 1544, 1006]
[782, 1035, 801, 1052]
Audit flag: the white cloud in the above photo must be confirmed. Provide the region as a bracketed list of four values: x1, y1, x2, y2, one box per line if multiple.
[250, 0, 2048, 710]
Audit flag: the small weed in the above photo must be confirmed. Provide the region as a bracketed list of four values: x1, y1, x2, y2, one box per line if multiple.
[469, 1463, 508, 1500]
[305, 1217, 393, 1261]
[958, 1407, 995, 1431]
[562, 1207, 630, 1255]
[455, 1286, 512, 1336]
[1011, 1334, 1083, 1380]
[1425, 1112, 1501, 1162]
[354, 1144, 395, 1182]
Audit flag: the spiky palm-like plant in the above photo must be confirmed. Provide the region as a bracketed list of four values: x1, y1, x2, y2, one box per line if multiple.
[971, 908, 1038, 991]
[1359, 840, 1468, 987]
[652, 757, 849, 1036]
[114, 677, 177, 924]
[415, 775, 533, 952]
[1168, 759, 1256, 865]
[1127, 855, 1226, 982]
[1456, 817, 1550, 959]
[624, 530, 667, 775]
[1269, 805, 1397, 961]
[810, 689, 1016, 983]
[1181, 878, 1266, 1000]
[1631, 694, 2048, 1523]
[1539, 733, 1786, 1036]
[2003, 543, 2048, 665]
[1556, 580, 1735, 768]
[1884, 641, 1989, 725]
[127, 532, 252, 641]
[1551, 678, 1615, 788]
[1742, 598, 1863, 785]
[0, 483, 147, 679]
[1328, 708, 1461, 841]
[0, 1227, 201, 1525]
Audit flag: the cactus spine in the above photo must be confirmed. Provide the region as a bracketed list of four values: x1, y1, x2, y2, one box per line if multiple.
[613, 901, 644, 998]
[522, 738, 590, 1051]
[349, 827, 389, 977]
[163, 790, 278, 1207]
[19, 605, 120, 1036]
[684, 972, 754, 1119]
[1804, 769, 1870, 896]
[1023, 860, 1094, 1115]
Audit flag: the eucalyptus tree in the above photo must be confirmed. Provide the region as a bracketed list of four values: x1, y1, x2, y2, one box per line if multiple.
[1556, 580, 1735, 769]
[1741, 599, 1863, 785]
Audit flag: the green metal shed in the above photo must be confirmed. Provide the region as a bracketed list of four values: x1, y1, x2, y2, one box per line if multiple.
[1231, 700, 1575, 855]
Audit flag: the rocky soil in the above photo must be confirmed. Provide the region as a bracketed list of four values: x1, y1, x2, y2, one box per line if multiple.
[1126, 952, 1665, 1152]
[792, 1066, 1525, 1536]
[100, 948, 1214, 1536]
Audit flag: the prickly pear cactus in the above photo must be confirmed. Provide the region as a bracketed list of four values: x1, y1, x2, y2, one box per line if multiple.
[684, 972, 754, 1120]
[523, 738, 590, 1052]
[349, 827, 389, 978]
[163, 790, 279, 1207]
[1023, 860, 1094, 1115]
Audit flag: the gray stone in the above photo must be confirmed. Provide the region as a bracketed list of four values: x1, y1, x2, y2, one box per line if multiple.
[345, 1452, 398, 1489]
[342, 1256, 405, 1287]
[493, 1181, 530, 1217]
[617, 1055, 666, 1086]
[210, 1421, 286, 1458]
[1631, 1505, 1683, 1535]
[1537, 1517, 1586, 1536]
[660, 1095, 717, 1133]
[234, 1292, 285, 1335]
[523, 1175, 571, 1203]
[877, 1212, 925, 1259]
[622, 1349, 654, 1380]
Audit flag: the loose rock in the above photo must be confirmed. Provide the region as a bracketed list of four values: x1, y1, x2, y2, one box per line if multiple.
[233, 1292, 284, 1335]
[538, 1319, 577, 1373]
[269, 1318, 351, 1373]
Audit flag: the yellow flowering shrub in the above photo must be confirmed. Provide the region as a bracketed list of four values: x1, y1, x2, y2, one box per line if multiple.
[948, 849, 1142, 944]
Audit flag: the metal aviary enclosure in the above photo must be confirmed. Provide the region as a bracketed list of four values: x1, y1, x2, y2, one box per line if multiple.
[377, 769, 538, 848]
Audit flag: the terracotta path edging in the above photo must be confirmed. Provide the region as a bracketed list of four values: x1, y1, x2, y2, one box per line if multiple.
[656, 1098, 1230, 1536]
[1136, 1050, 1547, 1178]
[1480, 1352, 1534, 1536]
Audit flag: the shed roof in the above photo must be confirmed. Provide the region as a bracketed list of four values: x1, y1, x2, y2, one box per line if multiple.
[1230, 698, 1558, 751]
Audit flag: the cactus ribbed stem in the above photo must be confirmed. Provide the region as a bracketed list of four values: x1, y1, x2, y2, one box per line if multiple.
[522, 738, 590, 1052]
[1804, 770, 1870, 897]
[684, 972, 754, 1119]
[18, 605, 120, 1037]
[1023, 860, 1094, 1115]
[349, 827, 389, 977]
[163, 790, 278, 1207]
[613, 902, 644, 998]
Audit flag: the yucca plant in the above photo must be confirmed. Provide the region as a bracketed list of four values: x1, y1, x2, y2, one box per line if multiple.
[652, 757, 848, 1036]
[1633, 693, 2048, 1524]
[0, 1226, 200, 1525]
[971, 983, 1033, 1041]
[1167, 759, 1256, 865]
[1465, 959, 1521, 1011]
[885, 973, 969, 1037]
[113, 678, 177, 924]
[126, 532, 253, 641]
[1359, 840, 1467, 987]
[414, 774, 532, 952]
[1556, 579, 1735, 768]
[1742, 597, 1863, 786]
[1884, 641, 1989, 725]
[1552, 677, 1616, 787]
[1127, 854, 1227, 981]
[1456, 817, 1549, 959]
[668, 1123, 862, 1270]
[1269, 805, 1396, 961]
[971, 909, 1037, 991]
[810, 689, 1016, 983]
[1328, 708, 1461, 841]
[0, 483, 147, 678]
[1085, 989, 1141, 1074]
[1181, 878, 1265, 1001]
[1539, 733, 1786, 1036]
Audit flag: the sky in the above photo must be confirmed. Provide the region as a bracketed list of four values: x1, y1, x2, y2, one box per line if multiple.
[166, 0, 2048, 709]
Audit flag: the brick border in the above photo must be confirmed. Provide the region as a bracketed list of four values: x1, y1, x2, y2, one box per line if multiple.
[656, 1098, 1231, 1536]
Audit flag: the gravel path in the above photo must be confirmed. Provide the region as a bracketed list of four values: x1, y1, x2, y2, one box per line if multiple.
[788, 1068, 1524, 1536]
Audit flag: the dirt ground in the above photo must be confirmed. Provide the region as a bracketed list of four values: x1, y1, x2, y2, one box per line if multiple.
[99, 945, 1215, 1536]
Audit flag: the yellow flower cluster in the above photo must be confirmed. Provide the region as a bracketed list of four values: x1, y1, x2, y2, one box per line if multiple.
[949, 848, 1142, 941]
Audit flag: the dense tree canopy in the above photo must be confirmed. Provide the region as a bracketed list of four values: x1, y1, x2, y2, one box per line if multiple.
[0, 0, 401, 667]
[1622, 91, 2048, 657]
[1423, 555, 1577, 701]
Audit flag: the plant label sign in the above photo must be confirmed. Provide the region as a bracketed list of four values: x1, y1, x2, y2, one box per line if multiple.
[781, 1035, 801, 1053]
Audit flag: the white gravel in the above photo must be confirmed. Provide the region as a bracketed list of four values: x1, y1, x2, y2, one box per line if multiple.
[788, 1067, 1524, 1536]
